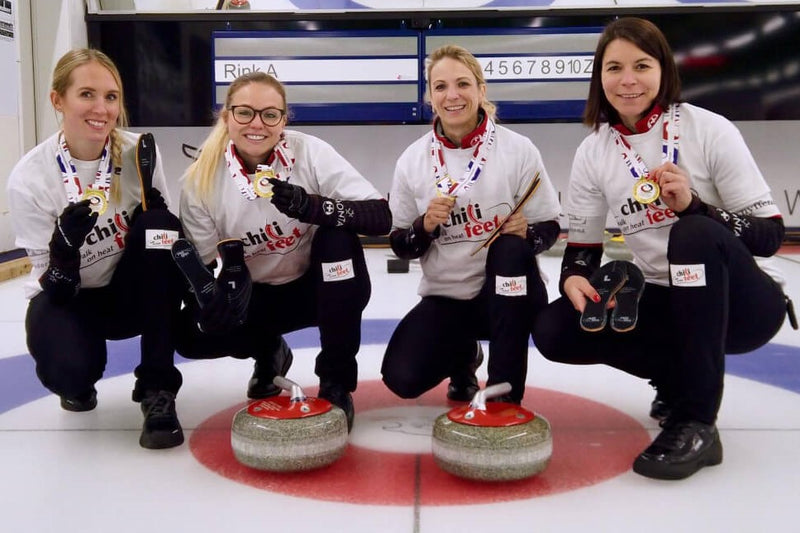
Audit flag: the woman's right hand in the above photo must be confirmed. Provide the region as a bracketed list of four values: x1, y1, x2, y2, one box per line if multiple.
[423, 195, 456, 234]
[563, 274, 603, 313]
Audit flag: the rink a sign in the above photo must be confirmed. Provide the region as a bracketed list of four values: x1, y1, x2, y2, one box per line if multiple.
[212, 30, 420, 123]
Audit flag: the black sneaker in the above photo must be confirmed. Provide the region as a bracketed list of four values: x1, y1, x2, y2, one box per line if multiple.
[633, 420, 723, 480]
[447, 341, 484, 402]
[648, 381, 672, 421]
[60, 388, 97, 412]
[139, 391, 184, 450]
[247, 337, 294, 399]
[649, 394, 671, 422]
[318, 382, 354, 432]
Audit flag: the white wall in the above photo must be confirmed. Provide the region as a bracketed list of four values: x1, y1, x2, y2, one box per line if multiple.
[0, 0, 86, 254]
[0, 0, 27, 252]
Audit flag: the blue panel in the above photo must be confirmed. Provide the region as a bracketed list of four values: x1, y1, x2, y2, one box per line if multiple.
[288, 103, 422, 123]
[423, 27, 602, 121]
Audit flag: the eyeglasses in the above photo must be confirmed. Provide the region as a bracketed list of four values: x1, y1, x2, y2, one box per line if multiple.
[228, 105, 286, 126]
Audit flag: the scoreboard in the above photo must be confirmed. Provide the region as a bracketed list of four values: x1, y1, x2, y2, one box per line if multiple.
[212, 27, 601, 123]
[212, 30, 421, 123]
[424, 28, 601, 121]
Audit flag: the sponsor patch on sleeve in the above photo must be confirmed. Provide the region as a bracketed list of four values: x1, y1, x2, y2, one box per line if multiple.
[670, 263, 706, 287]
[495, 275, 527, 296]
[145, 229, 180, 250]
[322, 259, 355, 282]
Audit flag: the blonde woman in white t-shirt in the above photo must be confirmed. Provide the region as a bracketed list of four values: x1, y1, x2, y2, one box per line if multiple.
[381, 45, 562, 406]
[7, 48, 185, 450]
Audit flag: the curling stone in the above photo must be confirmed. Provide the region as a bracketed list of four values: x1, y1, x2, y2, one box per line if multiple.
[604, 231, 633, 261]
[432, 383, 552, 481]
[231, 377, 348, 472]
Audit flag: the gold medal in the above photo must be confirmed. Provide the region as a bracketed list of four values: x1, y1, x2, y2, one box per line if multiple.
[83, 189, 108, 215]
[632, 178, 660, 204]
[253, 166, 275, 198]
[436, 175, 458, 198]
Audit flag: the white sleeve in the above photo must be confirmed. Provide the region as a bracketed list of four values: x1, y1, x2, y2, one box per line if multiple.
[7, 167, 57, 253]
[704, 117, 778, 216]
[564, 139, 608, 244]
[388, 150, 422, 230]
[179, 185, 221, 265]
[517, 139, 561, 224]
[304, 136, 383, 201]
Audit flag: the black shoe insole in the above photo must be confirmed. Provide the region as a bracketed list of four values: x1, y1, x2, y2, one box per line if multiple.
[611, 262, 645, 332]
[171, 238, 215, 307]
[580, 262, 628, 332]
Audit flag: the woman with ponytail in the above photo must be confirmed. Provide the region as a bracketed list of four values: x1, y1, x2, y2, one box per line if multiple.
[7, 48, 185, 450]
[172, 72, 391, 431]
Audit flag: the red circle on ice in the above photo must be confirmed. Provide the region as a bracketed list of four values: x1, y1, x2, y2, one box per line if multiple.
[190, 380, 650, 505]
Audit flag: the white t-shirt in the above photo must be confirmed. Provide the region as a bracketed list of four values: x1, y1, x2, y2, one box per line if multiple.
[7, 130, 174, 299]
[390, 123, 561, 300]
[180, 129, 383, 285]
[566, 102, 783, 286]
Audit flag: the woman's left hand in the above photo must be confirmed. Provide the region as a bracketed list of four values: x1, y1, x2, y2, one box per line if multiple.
[499, 211, 527, 239]
[651, 162, 693, 213]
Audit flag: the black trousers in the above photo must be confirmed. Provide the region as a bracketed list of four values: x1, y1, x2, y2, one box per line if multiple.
[533, 215, 787, 424]
[25, 208, 185, 401]
[381, 235, 547, 403]
[175, 226, 371, 392]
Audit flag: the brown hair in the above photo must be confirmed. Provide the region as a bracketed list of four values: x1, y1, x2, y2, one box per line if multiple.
[583, 17, 681, 130]
[425, 44, 497, 121]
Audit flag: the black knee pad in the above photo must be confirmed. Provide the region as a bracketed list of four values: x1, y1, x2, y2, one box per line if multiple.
[668, 215, 724, 264]
[310, 226, 363, 263]
[486, 234, 534, 277]
[125, 209, 184, 250]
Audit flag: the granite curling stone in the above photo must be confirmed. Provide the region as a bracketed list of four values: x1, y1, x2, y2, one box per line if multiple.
[231, 376, 348, 472]
[432, 382, 552, 481]
[604, 231, 634, 261]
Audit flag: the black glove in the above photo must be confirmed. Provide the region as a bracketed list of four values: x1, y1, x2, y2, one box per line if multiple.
[39, 200, 98, 303]
[198, 240, 252, 334]
[130, 187, 167, 225]
[268, 178, 309, 219]
[55, 200, 97, 250]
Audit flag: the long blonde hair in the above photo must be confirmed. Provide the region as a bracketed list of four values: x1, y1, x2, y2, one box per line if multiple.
[424, 44, 497, 121]
[52, 48, 128, 202]
[184, 72, 288, 203]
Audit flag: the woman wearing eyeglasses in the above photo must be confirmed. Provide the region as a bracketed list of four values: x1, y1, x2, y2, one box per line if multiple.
[173, 72, 391, 430]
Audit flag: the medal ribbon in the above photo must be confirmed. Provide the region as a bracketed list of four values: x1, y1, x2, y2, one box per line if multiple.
[56, 132, 113, 203]
[611, 103, 680, 181]
[430, 119, 496, 198]
[225, 137, 295, 201]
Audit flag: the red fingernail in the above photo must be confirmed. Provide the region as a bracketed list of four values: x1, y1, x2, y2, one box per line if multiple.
[593, 295, 601, 303]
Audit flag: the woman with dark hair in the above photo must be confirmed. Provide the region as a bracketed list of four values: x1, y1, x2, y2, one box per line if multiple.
[533, 17, 792, 480]
[381, 45, 561, 405]
[7, 49, 185, 449]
